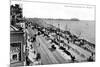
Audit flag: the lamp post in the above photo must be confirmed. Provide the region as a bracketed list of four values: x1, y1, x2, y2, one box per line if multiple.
[58, 23, 60, 40]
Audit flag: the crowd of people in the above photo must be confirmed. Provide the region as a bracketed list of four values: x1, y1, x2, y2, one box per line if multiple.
[25, 32, 41, 65]
[25, 19, 95, 65]
[10, 3, 95, 65]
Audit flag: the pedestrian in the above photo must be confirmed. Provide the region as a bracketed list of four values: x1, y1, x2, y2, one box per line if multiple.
[35, 53, 41, 61]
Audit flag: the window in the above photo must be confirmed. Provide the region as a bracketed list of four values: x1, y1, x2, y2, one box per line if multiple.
[10, 42, 22, 63]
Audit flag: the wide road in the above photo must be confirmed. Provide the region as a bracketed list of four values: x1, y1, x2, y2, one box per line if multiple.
[26, 26, 92, 64]
[26, 27, 72, 65]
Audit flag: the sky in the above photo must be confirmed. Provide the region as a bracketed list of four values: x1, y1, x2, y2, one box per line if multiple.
[11, 0, 95, 20]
